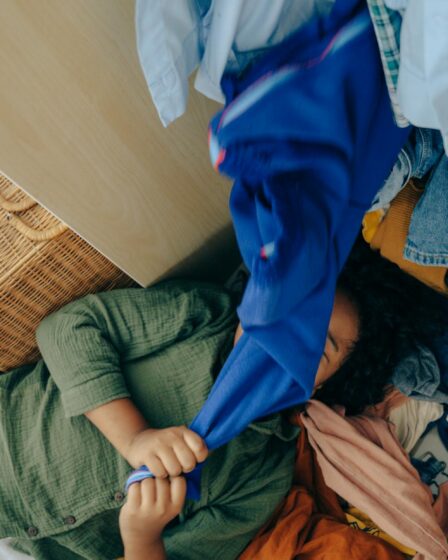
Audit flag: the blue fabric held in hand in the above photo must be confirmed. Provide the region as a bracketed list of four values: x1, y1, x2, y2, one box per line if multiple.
[126, 0, 410, 500]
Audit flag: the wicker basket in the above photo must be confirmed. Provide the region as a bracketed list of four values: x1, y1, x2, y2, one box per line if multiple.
[0, 172, 135, 371]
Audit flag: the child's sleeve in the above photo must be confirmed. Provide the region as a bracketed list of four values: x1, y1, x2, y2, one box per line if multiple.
[36, 279, 234, 418]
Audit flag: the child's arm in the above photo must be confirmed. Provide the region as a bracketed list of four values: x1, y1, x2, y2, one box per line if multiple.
[85, 398, 207, 475]
[35, 281, 232, 473]
[119, 477, 187, 560]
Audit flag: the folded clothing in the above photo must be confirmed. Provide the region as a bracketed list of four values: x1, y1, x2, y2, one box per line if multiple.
[391, 343, 448, 405]
[365, 180, 448, 293]
[388, 398, 444, 452]
[364, 388, 445, 452]
[405, 154, 448, 267]
[368, 127, 443, 214]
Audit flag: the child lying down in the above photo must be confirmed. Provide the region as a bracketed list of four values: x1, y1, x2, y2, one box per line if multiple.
[0, 245, 445, 560]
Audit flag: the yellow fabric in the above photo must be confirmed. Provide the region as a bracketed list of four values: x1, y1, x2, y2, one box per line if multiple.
[362, 208, 386, 243]
[367, 180, 448, 294]
[345, 507, 417, 556]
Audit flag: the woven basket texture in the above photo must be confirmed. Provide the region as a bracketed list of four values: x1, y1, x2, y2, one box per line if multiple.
[0, 173, 135, 371]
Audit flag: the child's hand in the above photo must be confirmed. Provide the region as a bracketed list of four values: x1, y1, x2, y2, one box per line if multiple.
[119, 477, 186, 553]
[126, 426, 208, 477]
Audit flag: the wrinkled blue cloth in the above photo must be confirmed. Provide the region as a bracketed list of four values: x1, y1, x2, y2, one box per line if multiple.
[127, 0, 409, 500]
[405, 153, 448, 267]
[393, 296, 448, 403]
[189, 0, 409, 496]
[392, 344, 448, 404]
[368, 127, 444, 212]
[411, 454, 447, 491]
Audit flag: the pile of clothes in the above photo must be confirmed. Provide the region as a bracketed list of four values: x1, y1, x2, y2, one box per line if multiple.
[240, 397, 448, 560]
[361, 1, 448, 292]
[362, 127, 448, 293]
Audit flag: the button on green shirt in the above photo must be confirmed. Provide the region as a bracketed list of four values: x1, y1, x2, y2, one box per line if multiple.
[1, 280, 297, 560]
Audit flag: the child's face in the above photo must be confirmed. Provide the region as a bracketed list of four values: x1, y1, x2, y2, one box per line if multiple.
[234, 288, 359, 391]
[313, 289, 359, 391]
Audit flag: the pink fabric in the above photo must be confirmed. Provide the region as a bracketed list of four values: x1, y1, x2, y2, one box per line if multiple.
[301, 400, 448, 560]
[434, 484, 448, 538]
[363, 386, 410, 420]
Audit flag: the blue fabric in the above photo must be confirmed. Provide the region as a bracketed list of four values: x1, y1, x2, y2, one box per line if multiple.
[405, 153, 448, 266]
[391, 344, 448, 404]
[190, 0, 409, 496]
[392, 295, 448, 403]
[411, 454, 447, 487]
[127, 0, 409, 500]
[125, 466, 152, 492]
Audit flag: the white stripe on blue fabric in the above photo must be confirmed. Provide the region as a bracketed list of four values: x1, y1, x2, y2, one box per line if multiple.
[219, 9, 371, 130]
[220, 67, 297, 129]
[331, 10, 371, 54]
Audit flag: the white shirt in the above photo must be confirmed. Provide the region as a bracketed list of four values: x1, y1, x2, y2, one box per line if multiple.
[397, 0, 448, 154]
[135, 0, 333, 126]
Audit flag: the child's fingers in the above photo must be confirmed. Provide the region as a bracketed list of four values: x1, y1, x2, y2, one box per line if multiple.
[158, 447, 182, 477]
[182, 429, 208, 463]
[140, 478, 156, 508]
[155, 477, 170, 507]
[172, 441, 197, 473]
[170, 477, 187, 510]
[126, 482, 142, 508]
[147, 455, 168, 478]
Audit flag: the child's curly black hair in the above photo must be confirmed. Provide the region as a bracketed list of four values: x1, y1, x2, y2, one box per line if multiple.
[314, 239, 448, 415]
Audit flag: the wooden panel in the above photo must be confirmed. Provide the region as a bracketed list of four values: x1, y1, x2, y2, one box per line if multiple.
[0, 0, 234, 286]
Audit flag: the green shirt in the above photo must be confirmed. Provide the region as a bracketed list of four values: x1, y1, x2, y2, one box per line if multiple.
[1, 280, 297, 560]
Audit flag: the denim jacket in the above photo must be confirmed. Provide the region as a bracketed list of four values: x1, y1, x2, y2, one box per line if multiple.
[405, 153, 448, 266]
[369, 127, 448, 267]
[369, 127, 443, 212]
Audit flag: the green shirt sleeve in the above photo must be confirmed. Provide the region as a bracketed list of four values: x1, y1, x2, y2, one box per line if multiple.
[36, 279, 236, 418]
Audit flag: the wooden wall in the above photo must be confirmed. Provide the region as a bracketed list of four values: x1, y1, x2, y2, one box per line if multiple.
[0, 0, 236, 286]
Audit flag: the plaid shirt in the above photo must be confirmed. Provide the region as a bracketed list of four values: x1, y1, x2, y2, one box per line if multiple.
[367, 0, 409, 127]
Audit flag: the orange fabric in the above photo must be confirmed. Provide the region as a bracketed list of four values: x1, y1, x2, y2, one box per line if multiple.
[239, 416, 405, 560]
[368, 180, 448, 294]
